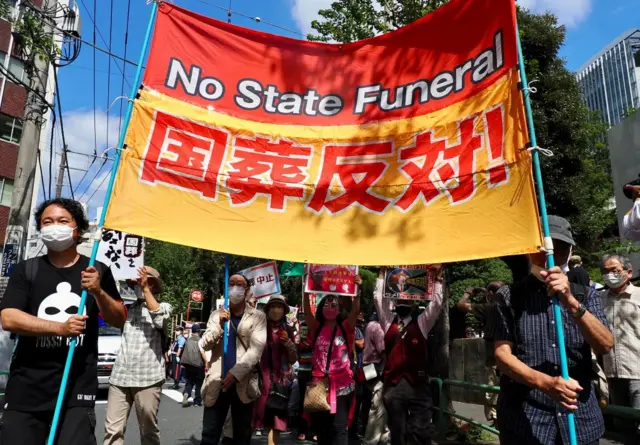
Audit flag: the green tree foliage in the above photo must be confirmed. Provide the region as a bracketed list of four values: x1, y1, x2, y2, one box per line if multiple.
[145, 241, 377, 320]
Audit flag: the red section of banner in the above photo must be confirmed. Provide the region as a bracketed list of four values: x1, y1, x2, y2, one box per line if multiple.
[144, 0, 517, 126]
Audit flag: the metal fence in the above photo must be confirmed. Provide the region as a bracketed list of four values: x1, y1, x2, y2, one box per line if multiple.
[431, 377, 640, 437]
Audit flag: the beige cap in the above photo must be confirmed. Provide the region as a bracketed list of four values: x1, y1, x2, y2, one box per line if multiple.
[144, 266, 163, 294]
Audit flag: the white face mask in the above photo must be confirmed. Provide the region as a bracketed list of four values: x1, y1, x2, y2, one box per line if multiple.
[40, 224, 76, 252]
[228, 286, 246, 304]
[603, 272, 626, 289]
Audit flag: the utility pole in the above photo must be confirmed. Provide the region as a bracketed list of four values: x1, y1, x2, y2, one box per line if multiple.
[55, 146, 67, 198]
[1, 0, 55, 276]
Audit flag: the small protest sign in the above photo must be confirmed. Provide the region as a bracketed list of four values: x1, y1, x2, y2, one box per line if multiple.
[305, 265, 359, 297]
[97, 229, 144, 280]
[383, 265, 439, 300]
[239, 261, 281, 299]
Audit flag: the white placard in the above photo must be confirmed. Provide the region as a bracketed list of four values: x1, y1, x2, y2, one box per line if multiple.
[97, 229, 144, 281]
[238, 261, 281, 299]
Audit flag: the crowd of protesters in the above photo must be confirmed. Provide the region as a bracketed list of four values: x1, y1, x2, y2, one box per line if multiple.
[2, 198, 640, 445]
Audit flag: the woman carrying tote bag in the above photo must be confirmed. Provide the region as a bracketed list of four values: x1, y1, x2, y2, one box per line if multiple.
[303, 275, 362, 445]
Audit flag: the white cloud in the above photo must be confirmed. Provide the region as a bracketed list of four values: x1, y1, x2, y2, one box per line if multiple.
[290, 0, 333, 36]
[290, 0, 592, 35]
[39, 108, 120, 217]
[517, 0, 592, 27]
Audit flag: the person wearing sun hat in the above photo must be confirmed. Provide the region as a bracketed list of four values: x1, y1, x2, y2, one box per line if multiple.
[104, 266, 173, 445]
[251, 295, 297, 445]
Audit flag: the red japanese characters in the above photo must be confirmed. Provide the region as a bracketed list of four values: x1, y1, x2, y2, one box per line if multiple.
[139, 105, 511, 215]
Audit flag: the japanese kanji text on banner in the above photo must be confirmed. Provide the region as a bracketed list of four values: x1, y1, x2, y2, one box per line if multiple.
[105, 0, 542, 265]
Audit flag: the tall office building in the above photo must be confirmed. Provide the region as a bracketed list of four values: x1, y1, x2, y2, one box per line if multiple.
[576, 29, 640, 128]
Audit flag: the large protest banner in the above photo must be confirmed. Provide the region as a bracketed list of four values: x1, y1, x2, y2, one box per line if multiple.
[104, 0, 542, 265]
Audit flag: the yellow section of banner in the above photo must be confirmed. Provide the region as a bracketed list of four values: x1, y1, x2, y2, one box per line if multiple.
[105, 70, 542, 265]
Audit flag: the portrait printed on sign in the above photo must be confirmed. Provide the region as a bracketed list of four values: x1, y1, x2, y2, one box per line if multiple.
[384, 265, 440, 300]
[305, 265, 359, 297]
[97, 229, 144, 281]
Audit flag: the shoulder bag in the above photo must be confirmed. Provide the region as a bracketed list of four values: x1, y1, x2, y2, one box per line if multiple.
[265, 333, 290, 414]
[303, 323, 339, 412]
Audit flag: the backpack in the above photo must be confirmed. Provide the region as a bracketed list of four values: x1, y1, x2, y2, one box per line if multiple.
[180, 335, 204, 367]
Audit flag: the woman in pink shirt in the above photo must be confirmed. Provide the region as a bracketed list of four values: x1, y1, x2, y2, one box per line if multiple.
[303, 275, 362, 445]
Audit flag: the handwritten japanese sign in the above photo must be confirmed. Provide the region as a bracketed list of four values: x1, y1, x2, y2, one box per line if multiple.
[383, 265, 440, 301]
[105, 0, 542, 266]
[305, 265, 359, 297]
[238, 261, 281, 300]
[97, 229, 144, 281]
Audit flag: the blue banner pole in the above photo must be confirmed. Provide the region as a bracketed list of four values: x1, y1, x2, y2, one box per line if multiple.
[46, 3, 159, 444]
[222, 254, 230, 373]
[516, 22, 578, 445]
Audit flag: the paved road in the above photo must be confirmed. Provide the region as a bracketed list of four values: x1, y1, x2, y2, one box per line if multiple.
[93, 385, 635, 445]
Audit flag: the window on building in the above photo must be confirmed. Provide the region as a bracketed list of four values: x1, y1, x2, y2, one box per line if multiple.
[0, 177, 13, 207]
[0, 113, 22, 144]
[1, 0, 17, 21]
[0, 51, 25, 83]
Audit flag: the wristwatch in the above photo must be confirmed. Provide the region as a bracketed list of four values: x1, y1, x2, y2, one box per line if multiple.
[572, 303, 587, 319]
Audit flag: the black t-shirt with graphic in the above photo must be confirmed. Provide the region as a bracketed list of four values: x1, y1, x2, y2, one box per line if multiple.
[0, 255, 121, 412]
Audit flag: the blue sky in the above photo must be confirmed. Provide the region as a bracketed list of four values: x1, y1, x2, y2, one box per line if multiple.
[53, 0, 640, 214]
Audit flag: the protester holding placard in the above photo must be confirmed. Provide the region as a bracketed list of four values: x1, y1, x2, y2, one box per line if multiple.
[199, 274, 267, 445]
[302, 275, 362, 445]
[104, 266, 171, 445]
[251, 295, 297, 445]
[373, 268, 444, 445]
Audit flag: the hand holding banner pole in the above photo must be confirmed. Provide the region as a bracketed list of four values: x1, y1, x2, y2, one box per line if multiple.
[46, 3, 158, 444]
[516, 22, 578, 445]
[222, 254, 230, 371]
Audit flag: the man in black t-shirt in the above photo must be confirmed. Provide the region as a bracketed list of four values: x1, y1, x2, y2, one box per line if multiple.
[0, 198, 126, 445]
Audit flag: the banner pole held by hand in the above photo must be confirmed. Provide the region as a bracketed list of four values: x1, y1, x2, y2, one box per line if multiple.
[222, 253, 230, 375]
[516, 21, 577, 445]
[46, 3, 159, 444]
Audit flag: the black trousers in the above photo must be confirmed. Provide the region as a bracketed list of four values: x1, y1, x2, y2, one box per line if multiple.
[183, 364, 205, 405]
[359, 382, 373, 434]
[311, 393, 352, 445]
[297, 372, 315, 437]
[383, 378, 433, 445]
[201, 388, 254, 445]
[1, 406, 96, 445]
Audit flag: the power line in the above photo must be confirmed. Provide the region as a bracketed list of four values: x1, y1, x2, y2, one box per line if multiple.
[37, 150, 47, 200]
[196, 0, 306, 38]
[48, 111, 56, 198]
[92, 0, 97, 158]
[106, 0, 113, 152]
[53, 67, 75, 200]
[24, 3, 140, 68]
[87, 167, 111, 203]
[118, 0, 132, 137]
[77, 157, 109, 202]
[77, 0, 132, 89]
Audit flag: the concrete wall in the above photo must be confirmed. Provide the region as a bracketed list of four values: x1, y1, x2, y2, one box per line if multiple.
[449, 338, 491, 405]
[608, 112, 640, 274]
